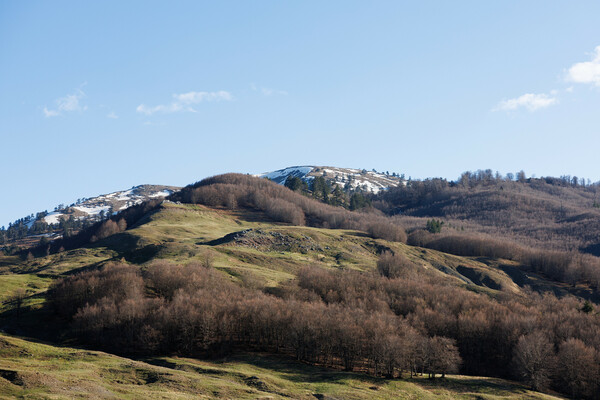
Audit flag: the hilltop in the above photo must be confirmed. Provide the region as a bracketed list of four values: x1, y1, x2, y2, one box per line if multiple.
[258, 165, 404, 193]
[0, 184, 179, 249]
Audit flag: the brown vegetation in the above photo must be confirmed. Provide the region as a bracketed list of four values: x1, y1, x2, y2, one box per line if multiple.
[47, 255, 600, 398]
[407, 231, 600, 289]
[174, 174, 407, 243]
[378, 172, 600, 254]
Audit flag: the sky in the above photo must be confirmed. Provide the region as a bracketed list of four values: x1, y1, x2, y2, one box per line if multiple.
[1, 1, 600, 226]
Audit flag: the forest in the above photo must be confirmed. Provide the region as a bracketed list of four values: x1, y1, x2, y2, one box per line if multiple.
[50, 255, 600, 399]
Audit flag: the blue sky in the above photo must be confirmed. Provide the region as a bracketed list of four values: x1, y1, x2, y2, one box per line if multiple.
[2, 1, 600, 226]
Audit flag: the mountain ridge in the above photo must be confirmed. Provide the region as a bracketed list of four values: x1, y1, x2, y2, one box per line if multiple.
[257, 165, 405, 193]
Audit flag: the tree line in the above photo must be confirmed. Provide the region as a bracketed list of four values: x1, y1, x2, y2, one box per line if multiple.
[49, 261, 460, 379]
[48, 252, 600, 398]
[284, 175, 371, 211]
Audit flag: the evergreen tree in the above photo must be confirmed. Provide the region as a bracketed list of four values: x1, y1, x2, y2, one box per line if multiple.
[426, 219, 444, 233]
[331, 185, 346, 207]
[285, 176, 308, 192]
[311, 176, 331, 202]
[350, 192, 370, 210]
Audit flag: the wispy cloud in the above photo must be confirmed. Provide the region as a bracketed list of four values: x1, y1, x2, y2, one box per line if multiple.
[136, 90, 232, 116]
[42, 88, 87, 117]
[251, 83, 288, 96]
[493, 92, 558, 112]
[106, 112, 118, 119]
[566, 46, 600, 86]
[43, 107, 60, 117]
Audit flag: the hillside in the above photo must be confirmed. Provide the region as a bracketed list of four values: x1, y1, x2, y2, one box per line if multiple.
[260, 167, 600, 258]
[375, 173, 600, 253]
[0, 201, 566, 399]
[1, 173, 598, 398]
[0, 334, 561, 400]
[0, 184, 180, 249]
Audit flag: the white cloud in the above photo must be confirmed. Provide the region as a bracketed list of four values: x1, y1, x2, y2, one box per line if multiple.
[174, 91, 232, 103]
[43, 107, 60, 117]
[566, 46, 600, 86]
[43, 89, 86, 117]
[493, 92, 558, 112]
[137, 91, 232, 115]
[107, 112, 118, 119]
[251, 83, 288, 96]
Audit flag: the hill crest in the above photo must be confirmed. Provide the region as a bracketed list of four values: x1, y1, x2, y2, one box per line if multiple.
[257, 165, 405, 193]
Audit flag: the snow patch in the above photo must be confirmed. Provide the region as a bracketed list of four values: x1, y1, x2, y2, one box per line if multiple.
[149, 190, 172, 198]
[114, 189, 134, 201]
[259, 166, 403, 193]
[44, 212, 64, 225]
[258, 166, 314, 184]
[73, 205, 111, 216]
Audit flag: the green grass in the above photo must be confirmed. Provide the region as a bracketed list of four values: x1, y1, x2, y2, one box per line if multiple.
[103, 203, 521, 294]
[0, 274, 53, 304]
[0, 334, 562, 400]
[0, 247, 117, 277]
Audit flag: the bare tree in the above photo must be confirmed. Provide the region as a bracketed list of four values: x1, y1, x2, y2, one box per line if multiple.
[557, 338, 599, 399]
[425, 336, 461, 378]
[512, 331, 555, 391]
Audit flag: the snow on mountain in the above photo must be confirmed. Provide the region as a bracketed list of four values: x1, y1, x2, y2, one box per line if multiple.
[258, 166, 314, 184]
[72, 205, 111, 216]
[258, 166, 404, 193]
[43, 212, 65, 225]
[42, 185, 179, 225]
[149, 190, 173, 198]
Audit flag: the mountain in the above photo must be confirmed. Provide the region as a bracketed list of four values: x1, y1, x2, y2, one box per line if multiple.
[258, 165, 404, 193]
[1, 184, 180, 248]
[41, 184, 179, 225]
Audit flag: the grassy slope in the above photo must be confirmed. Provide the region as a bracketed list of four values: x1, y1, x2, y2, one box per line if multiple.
[0, 202, 568, 399]
[117, 203, 524, 294]
[0, 334, 562, 400]
[0, 202, 545, 297]
[0, 247, 118, 314]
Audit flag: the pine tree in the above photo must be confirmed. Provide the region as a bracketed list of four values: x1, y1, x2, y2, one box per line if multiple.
[331, 185, 346, 207]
